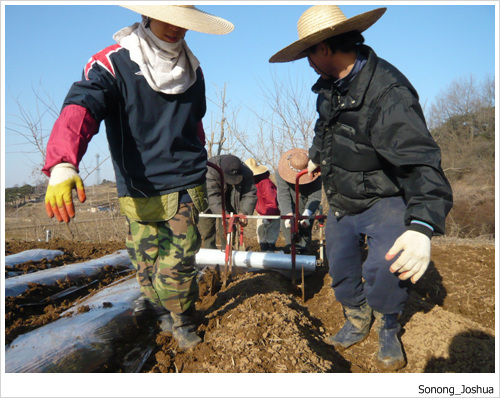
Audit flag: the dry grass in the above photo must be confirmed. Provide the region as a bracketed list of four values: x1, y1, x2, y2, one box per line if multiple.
[5, 171, 495, 243]
[5, 183, 127, 243]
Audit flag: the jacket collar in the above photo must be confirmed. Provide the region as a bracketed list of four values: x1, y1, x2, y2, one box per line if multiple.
[312, 45, 378, 110]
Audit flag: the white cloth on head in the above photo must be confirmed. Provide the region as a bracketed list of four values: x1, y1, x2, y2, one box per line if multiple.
[113, 21, 200, 94]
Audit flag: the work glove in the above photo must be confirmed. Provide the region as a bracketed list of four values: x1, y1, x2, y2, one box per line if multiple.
[237, 214, 248, 227]
[307, 159, 320, 179]
[300, 209, 313, 228]
[385, 230, 431, 284]
[284, 213, 293, 229]
[45, 163, 86, 223]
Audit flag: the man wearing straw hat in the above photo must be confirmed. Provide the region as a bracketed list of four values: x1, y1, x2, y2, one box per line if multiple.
[244, 158, 281, 252]
[42, 5, 234, 350]
[276, 148, 322, 255]
[270, 6, 452, 370]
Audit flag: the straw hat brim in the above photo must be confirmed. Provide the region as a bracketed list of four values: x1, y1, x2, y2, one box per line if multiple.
[244, 159, 269, 176]
[278, 148, 319, 185]
[121, 5, 234, 35]
[269, 7, 386, 63]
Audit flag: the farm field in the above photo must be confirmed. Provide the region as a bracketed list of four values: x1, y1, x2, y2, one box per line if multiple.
[4, 235, 495, 375]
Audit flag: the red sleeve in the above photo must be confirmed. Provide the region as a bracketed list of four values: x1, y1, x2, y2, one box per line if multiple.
[197, 120, 206, 146]
[42, 104, 99, 176]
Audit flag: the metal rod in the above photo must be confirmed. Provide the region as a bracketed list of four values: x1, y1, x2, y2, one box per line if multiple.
[198, 214, 326, 220]
[206, 161, 228, 238]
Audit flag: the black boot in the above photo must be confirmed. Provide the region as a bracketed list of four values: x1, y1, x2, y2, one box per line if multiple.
[133, 296, 173, 332]
[374, 311, 406, 371]
[171, 307, 202, 350]
[157, 312, 174, 333]
[133, 296, 156, 319]
[260, 242, 270, 252]
[326, 302, 372, 350]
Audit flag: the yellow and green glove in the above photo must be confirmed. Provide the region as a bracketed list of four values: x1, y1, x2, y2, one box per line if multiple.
[45, 163, 86, 223]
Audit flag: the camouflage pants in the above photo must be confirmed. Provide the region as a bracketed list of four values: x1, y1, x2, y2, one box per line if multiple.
[126, 202, 201, 315]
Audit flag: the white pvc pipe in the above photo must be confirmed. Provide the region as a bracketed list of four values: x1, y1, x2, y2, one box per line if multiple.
[195, 249, 316, 273]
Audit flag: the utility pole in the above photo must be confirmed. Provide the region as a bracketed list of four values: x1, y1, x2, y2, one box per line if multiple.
[96, 154, 101, 186]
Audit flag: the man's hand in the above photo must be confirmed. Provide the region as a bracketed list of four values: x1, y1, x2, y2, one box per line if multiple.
[385, 230, 431, 284]
[300, 209, 313, 228]
[45, 163, 86, 223]
[307, 159, 320, 179]
[237, 214, 248, 227]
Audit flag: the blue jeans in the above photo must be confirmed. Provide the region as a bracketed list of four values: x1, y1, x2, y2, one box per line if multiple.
[326, 197, 412, 314]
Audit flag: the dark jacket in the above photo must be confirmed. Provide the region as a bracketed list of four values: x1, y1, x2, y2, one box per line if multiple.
[309, 45, 452, 235]
[276, 172, 322, 216]
[206, 155, 257, 216]
[43, 43, 207, 198]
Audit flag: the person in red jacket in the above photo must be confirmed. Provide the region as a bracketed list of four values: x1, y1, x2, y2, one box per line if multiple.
[244, 159, 280, 252]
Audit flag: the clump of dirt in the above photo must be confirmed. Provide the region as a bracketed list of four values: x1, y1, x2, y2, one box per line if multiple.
[4, 237, 495, 373]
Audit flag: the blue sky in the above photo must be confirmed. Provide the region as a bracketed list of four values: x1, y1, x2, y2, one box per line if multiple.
[1, 2, 497, 189]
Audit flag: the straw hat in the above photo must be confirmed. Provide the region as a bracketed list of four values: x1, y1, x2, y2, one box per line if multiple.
[120, 5, 234, 35]
[244, 158, 269, 176]
[269, 5, 386, 63]
[278, 148, 319, 185]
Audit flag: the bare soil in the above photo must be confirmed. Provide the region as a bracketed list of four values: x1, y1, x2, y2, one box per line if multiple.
[4, 236, 495, 373]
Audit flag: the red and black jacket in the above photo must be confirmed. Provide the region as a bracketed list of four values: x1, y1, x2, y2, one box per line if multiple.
[43, 43, 207, 198]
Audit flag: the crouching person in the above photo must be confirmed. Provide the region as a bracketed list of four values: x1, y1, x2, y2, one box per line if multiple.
[42, 5, 234, 350]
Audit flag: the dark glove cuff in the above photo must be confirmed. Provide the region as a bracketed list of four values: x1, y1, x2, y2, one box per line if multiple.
[408, 223, 434, 239]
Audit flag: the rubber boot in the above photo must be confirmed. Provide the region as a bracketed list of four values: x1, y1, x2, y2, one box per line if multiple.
[260, 242, 270, 252]
[171, 307, 202, 350]
[133, 296, 155, 319]
[374, 311, 406, 371]
[268, 243, 276, 252]
[157, 312, 174, 333]
[326, 302, 372, 350]
[133, 296, 173, 332]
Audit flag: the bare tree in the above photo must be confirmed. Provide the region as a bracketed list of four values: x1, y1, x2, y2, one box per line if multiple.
[6, 84, 57, 178]
[206, 83, 242, 158]
[241, 70, 317, 172]
[428, 74, 495, 182]
[6, 82, 110, 184]
[428, 74, 494, 142]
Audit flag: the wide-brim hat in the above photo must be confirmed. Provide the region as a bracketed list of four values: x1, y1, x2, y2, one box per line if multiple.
[269, 5, 386, 63]
[278, 148, 319, 185]
[244, 158, 269, 176]
[120, 5, 234, 35]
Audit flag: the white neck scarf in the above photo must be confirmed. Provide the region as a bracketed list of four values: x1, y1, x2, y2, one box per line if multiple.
[113, 21, 200, 95]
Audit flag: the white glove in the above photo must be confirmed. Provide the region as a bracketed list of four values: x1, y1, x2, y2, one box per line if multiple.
[385, 230, 431, 284]
[284, 219, 291, 229]
[300, 209, 313, 228]
[307, 159, 319, 178]
[45, 163, 86, 223]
